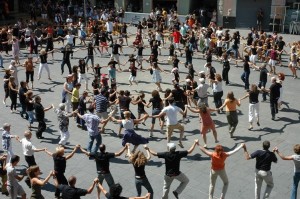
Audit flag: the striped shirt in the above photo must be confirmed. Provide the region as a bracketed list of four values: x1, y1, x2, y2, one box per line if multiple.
[95, 94, 108, 113]
[82, 114, 100, 136]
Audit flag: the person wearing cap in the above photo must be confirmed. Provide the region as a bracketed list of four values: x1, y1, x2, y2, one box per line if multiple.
[15, 130, 46, 188]
[243, 141, 277, 199]
[145, 139, 199, 199]
[1, 123, 18, 162]
[22, 55, 35, 89]
[150, 97, 186, 147]
[195, 77, 210, 107]
[199, 143, 245, 199]
[54, 103, 77, 146]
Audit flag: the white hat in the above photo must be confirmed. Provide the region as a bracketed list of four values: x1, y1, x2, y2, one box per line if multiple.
[167, 143, 176, 151]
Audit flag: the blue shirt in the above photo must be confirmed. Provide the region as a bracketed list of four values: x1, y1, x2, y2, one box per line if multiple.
[82, 113, 100, 136]
[95, 94, 108, 113]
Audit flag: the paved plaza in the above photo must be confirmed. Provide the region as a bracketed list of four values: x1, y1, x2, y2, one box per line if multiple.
[0, 28, 300, 199]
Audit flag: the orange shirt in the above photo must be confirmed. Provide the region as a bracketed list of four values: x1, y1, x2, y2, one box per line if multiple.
[224, 98, 240, 112]
[211, 152, 228, 170]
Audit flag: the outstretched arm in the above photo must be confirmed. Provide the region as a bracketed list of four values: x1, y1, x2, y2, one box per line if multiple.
[144, 145, 157, 156]
[273, 147, 294, 160]
[66, 145, 80, 160]
[115, 145, 127, 157]
[187, 139, 199, 154]
[199, 145, 213, 157]
[226, 143, 244, 156]
[242, 144, 252, 160]
[86, 178, 98, 194]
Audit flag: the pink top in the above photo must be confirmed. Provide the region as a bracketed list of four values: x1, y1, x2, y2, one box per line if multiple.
[199, 109, 213, 127]
[270, 50, 277, 60]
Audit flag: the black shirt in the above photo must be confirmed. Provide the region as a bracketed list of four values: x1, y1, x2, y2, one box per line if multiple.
[87, 46, 93, 56]
[249, 91, 259, 104]
[90, 152, 115, 174]
[19, 87, 28, 104]
[149, 97, 162, 109]
[173, 59, 179, 68]
[34, 102, 45, 120]
[58, 184, 87, 199]
[26, 98, 34, 111]
[172, 89, 184, 102]
[137, 47, 144, 56]
[79, 63, 86, 74]
[62, 50, 73, 61]
[209, 67, 216, 80]
[157, 151, 188, 176]
[269, 82, 282, 101]
[4, 74, 11, 89]
[244, 62, 250, 72]
[251, 150, 277, 171]
[111, 44, 121, 54]
[53, 154, 66, 173]
[119, 96, 131, 111]
[133, 164, 146, 177]
[259, 68, 268, 82]
[40, 54, 47, 64]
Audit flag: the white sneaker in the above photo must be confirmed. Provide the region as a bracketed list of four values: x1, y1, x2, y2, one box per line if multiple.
[149, 132, 153, 137]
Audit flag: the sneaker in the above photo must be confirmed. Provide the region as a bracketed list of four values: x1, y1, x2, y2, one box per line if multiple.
[257, 122, 260, 126]
[2, 100, 5, 105]
[160, 129, 164, 134]
[149, 132, 153, 137]
[173, 191, 179, 199]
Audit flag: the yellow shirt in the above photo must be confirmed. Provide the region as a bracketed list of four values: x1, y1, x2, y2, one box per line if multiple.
[71, 88, 79, 103]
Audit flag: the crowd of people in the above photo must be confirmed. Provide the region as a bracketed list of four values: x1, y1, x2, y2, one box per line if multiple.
[0, 2, 300, 199]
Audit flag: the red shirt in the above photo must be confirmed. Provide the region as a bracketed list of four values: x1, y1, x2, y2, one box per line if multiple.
[172, 31, 181, 43]
[211, 152, 228, 170]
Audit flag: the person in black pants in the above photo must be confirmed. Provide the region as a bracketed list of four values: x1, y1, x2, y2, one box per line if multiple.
[222, 53, 231, 85]
[8, 76, 18, 113]
[45, 145, 80, 198]
[258, 64, 269, 102]
[34, 96, 53, 139]
[264, 77, 282, 120]
[60, 44, 77, 74]
[19, 81, 28, 119]
[15, 130, 46, 188]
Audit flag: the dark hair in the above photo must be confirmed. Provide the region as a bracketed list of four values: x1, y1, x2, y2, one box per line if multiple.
[88, 105, 94, 113]
[10, 155, 20, 164]
[168, 97, 175, 104]
[99, 144, 106, 153]
[294, 144, 300, 155]
[124, 90, 130, 96]
[263, 141, 270, 150]
[109, 183, 123, 198]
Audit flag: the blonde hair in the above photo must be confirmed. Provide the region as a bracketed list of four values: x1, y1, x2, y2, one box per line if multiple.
[123, 111, 131, 118]
[129, 151, 147, 167]
[55, 146, 65, 156]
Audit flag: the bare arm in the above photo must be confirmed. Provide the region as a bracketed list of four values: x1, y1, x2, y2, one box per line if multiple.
[115, 146, 127, 157]
[187, 140, 199, 154]
[31, 171, 53, 186]
[144, 145, 157, 156]
[274, 147, 294, 160]
[86, 178, 98, 194]
[242, 145, 252, 160]
[226, 143, 244, 156]
[65, 145, 80, 160]
[199, 145, 213, 157]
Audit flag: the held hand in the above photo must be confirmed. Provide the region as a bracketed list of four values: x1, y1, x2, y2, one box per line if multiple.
[241, 143, 245, 148]
[194, 139, 199, 145]
[94, 178, 99, 183]
[76, 144, 81, 148]
[143, 145, 149, 150]
[44, 148, 47, 151]
[273, 147, 278, 152]
[126, 143, 130, 147]
[242, 144, 247, 150]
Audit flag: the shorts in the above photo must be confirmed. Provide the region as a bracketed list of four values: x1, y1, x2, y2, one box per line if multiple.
[26, 71, 34, 82]
[268, 59, 276, 67]
[96, 112, 108, 119]
[111, 54, 120, 62]
[290, 61, 297, 67]
[100, 42, 108, 47]
[151, 108, 164, 124]
[129, 75, 136, 81]
[166, 123, 184, 138]
[41, 13, 47, 19]
[7, 183, 25, 199]
[174, 42, 180, 49]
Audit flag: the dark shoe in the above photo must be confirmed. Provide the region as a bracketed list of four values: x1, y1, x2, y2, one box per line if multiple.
[173, 191, 179, 199]
[257, 122, 260, 126]
[271, 117, 275, 121]
[2, 191, 9, 196]
[37, 136, 45, 139]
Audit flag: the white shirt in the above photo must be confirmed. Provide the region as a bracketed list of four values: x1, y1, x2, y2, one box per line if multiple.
[21, 138, 36, 156]
[65, 35, 75, 44]
[292, 154, 300, 173]
[101, 13, 108, 21]
[196, 83, 209, 98]
[161, 105, 182, 125]
[66, 17, 73, 23]
[106, 21, 113, 33]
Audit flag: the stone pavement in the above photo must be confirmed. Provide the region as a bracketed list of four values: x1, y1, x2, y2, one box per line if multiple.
[0, 27, 299, 199]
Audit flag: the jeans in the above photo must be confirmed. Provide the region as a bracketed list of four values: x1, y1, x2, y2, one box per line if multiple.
[213, 91, 223, 109]
[98, 173, 115, 187]
[291, 172, 300, 199]
[61, 60, 72, 74]
[27, 111, 34, 124]
[241, 71, 250, 90]
[162, 172, 189, 199]
[135, 177, 154, 199]
[20, 103, 28, 119]
[0, 54, 3, 67]
[255, 170, 274, 199]
[85, 55, 94, 67]
[87, 133, 102, 153]
[258, 81, 267, 100]
[209, 169, 229, 199]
